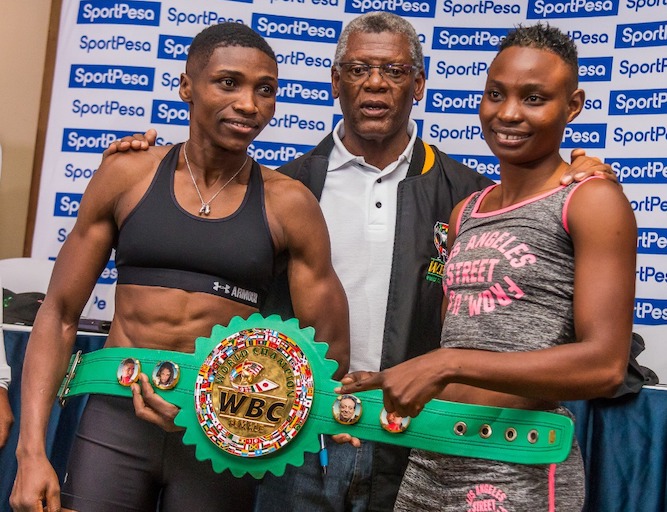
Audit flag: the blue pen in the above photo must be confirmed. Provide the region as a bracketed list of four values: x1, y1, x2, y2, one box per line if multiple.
[319, 434, 328, 476]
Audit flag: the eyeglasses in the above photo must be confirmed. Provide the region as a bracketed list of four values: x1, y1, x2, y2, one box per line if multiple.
[335, 62, 418, 84]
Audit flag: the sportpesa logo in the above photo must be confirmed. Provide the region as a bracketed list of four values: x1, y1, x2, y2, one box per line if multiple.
[158, 35, 192, 61]
[442, 0, 521, 17]
[77, 0, 160, 25]
[637, 265, 667, 290]
[578, 57, 613, 82]
[54, 193, 83, 217]
[97, 262, 118, 285]
[269, 114, 327, 132]
[634, 298, 667, 325]
[79, 35, 151, 53]
[64, 163, 97, 183]
[619, 56, 667, 79]
[434, 60, 489, 78]
[561, 124, 606, 148]
[608, 158, 667, 184]
[613, 125, 667, 147]
[428, 124, 484, 143]
[567, 30, 609, 45]
[615, 21, 667, 49]
[71, 99, 145, 118]
[527, 0, 619, 18]
[151, 100, 190, 126]
[432, 27, 508, 51]
[277, 79, 333, 106]
[166, 7, 242, 26]
[247, 141, 312, 167]
[61, 128, 135, 153]
[69, 64, 154, 91]
[626, 0, 667, 12]
[637, 229, 667, 255]
[629, 195, 667, 214]
[425, 90, 482, 114]
[609, 89, 667, 116]
[344, 0, 436, 17]
[252, 14, 341, 43]
[275, 51, 333, 69]
[451, 155, 500, 180]
[161, 72, 182, 92]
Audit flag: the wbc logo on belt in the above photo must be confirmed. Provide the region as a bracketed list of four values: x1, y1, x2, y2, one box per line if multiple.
[194, 327, 314, 457]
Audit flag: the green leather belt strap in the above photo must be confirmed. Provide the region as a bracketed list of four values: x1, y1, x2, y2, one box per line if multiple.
[58, 347, 196, 402]
[58, 314, 574, 478]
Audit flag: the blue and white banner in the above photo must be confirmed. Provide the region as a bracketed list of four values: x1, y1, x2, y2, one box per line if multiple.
[31, 0, 667, 378]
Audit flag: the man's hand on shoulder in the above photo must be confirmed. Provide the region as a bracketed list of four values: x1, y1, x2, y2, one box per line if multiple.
[102, 129, 158, 159]
[560, 149, 618, 185]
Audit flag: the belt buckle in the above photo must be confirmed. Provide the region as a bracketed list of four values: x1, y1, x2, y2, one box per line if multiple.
[58, 350, 83, 407]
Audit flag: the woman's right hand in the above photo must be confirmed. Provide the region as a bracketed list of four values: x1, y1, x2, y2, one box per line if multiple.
[10, 453, 60, 512]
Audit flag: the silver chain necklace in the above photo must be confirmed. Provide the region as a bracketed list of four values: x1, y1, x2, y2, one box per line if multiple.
[183, 141, 249, 216]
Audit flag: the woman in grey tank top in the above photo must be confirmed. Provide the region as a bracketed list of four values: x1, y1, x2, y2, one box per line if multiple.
[339, 23, 636, 511]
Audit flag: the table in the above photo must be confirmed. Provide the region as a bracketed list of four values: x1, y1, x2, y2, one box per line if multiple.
[1, 327, 666, 512]
[0, 327, 106, 512]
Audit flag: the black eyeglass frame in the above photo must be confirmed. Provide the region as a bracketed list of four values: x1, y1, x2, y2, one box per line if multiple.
[334, 62, 420, 83]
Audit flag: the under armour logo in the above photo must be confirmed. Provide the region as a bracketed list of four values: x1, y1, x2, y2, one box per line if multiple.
[213, 282, 231, 294]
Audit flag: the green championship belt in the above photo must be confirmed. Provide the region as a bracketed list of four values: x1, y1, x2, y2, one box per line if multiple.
[58, 314, 574, 478]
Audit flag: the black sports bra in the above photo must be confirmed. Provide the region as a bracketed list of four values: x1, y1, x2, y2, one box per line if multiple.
[114, 144, 276, 308]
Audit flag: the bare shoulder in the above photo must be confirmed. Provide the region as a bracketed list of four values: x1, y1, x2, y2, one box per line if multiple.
[567, 177, 636, 233]
[260, 165, 326, 251]
[96, 145, 172, 187]
[568, 176, 630, 208]
[83, 145, 174, 220]
[261, 165, 299, 186]
[261, 165, 318, 210]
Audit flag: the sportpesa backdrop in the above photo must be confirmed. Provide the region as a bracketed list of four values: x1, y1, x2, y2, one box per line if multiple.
[30, 1, 667, 377]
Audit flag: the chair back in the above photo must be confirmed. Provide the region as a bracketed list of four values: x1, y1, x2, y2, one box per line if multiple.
[0, 257, 55, 294]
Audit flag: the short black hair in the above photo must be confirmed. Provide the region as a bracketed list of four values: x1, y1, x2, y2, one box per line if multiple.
[335, 11, 424, 69]
[499, 23, 578, 86]
[186, 22, 277, 74]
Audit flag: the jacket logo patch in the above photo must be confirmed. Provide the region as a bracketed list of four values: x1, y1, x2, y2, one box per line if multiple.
[426, 221, 449, 284]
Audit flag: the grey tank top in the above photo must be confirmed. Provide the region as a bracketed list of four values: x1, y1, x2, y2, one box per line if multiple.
[441, 181, 589, 352]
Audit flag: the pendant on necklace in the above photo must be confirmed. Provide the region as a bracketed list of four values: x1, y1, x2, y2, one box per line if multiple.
[199, 203, 211, 216]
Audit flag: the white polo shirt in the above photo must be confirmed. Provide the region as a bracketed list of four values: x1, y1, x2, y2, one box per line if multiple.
[319, 120, 418, 372]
